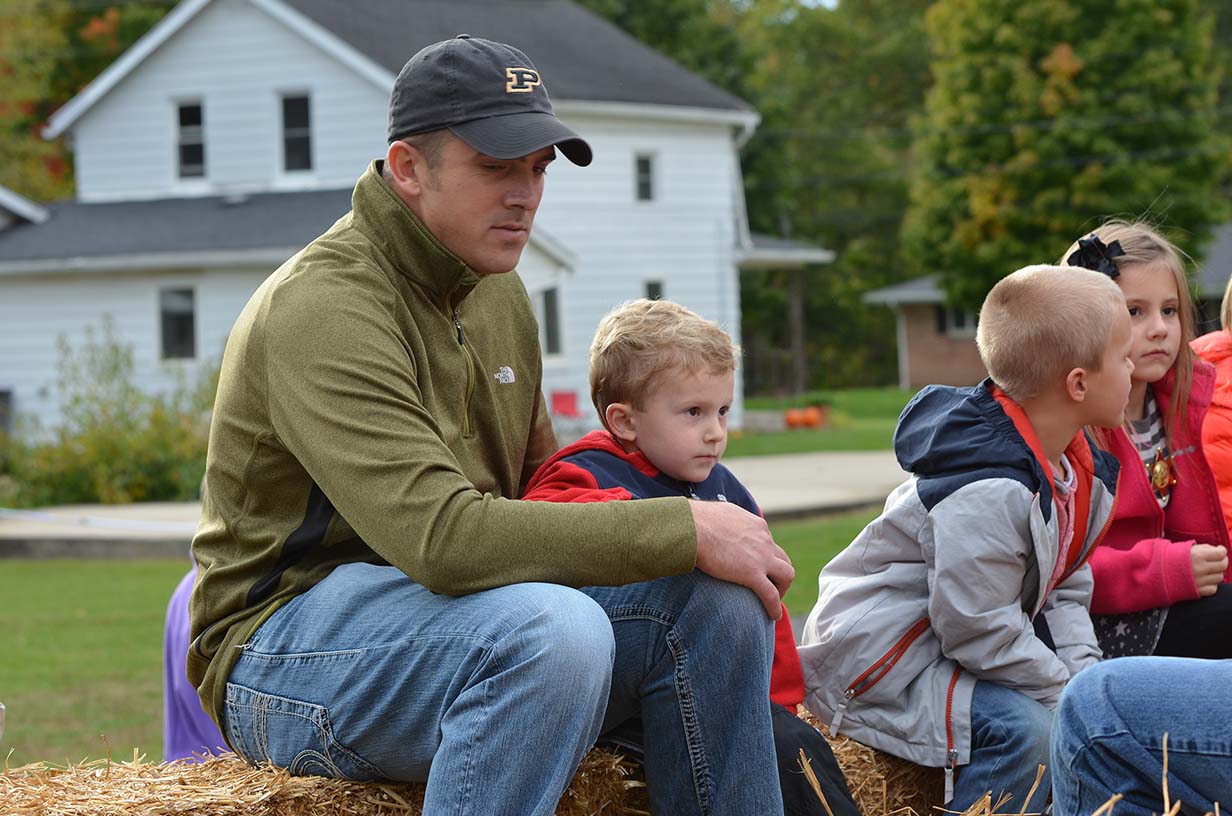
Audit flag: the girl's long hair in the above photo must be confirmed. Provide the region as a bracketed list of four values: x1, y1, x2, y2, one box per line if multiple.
[1060, 219, 1196, 448]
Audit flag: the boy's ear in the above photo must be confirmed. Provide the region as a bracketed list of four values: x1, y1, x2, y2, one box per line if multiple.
[1065, 367, 1088, 403]
[605, 402, 638, 444]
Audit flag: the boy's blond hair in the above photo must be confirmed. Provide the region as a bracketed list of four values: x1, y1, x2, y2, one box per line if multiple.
[977, 264, 1125, 401]
[1060, 220, 1196, 442]
[590, 299, 739, 428]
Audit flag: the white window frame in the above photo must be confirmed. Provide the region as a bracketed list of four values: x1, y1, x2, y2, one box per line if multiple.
[279, 92, 314, 176]
[158, 286, 198, 361]
[538, 285, 564, 360]
[634, 152, 656, 203]
[175, 99, 206, 183]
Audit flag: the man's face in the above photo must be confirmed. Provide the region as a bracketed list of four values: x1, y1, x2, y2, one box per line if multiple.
[411, 135, 556, 276]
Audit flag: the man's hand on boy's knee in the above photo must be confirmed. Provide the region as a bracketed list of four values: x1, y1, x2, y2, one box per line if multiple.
[689, 501, 794, 619]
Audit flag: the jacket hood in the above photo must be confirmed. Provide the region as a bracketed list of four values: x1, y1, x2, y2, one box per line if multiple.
[895, 381, 1042, 483]
[526, 429, 659, 490]
[1192, 330, 1232, 366]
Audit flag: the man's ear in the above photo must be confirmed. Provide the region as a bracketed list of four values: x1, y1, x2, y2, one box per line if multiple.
[385, 140, 430, 198]
[605, 402, 638, 444]
[1065, 367, 1088, 403]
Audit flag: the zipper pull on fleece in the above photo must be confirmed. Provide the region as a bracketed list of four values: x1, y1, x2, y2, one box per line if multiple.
[452, 310, 465, 345]
[830, 688, 855, 736]
[944, 749, 958, 803]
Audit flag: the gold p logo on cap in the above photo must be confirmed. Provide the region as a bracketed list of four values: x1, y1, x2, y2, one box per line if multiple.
[506, 67, 541, 93]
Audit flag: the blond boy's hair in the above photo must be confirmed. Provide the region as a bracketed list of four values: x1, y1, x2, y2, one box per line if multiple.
[977, 264, 1125, 402]
[590, 299, 739, 428]
[1060, 220, 1195, 442]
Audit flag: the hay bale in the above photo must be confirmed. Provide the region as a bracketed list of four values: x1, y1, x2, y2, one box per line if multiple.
[0, 748, 646, 816]
[799, 706, 945, 816]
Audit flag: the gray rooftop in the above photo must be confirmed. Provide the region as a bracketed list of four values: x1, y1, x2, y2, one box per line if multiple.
[0, 188, 353, 268]
[283, 0, 752, 113]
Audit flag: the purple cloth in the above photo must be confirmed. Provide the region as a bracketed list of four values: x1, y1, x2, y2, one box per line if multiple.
[164, 566, 227, 761]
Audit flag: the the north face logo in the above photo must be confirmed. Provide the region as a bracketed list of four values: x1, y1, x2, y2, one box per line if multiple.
[506, 67, 541, 93]
[493, 366, 516, 384]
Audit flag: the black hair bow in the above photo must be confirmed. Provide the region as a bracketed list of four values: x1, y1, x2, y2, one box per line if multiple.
[1066, 235, 1124, 278]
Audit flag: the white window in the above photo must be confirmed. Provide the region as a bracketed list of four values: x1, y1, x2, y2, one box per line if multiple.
[635, 153, 654, 202]
[160, 288, 196, 359]
[177, 102, 205, 179]
[645, 280, 664, 301]
[935, 306, 978, 338]
[0, 389, 11, 436]
[282, 94, 312, 172]
[540, 287, 561, 356]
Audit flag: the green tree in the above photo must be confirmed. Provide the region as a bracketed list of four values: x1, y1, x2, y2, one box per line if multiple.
[739, 0, 932, 389]
[0, 0, 174, 201]
[904, 0, 1232, 310]
[0, 0, 71, 200]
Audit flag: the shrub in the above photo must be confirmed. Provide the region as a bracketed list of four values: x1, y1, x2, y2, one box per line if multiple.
[0, 317, 217, 507]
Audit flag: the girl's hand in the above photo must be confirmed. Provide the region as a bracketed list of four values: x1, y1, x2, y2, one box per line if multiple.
[1190, 543, 1229, 597]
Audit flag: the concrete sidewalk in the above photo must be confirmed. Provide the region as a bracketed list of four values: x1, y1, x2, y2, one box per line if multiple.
[0, 450, 906, 556]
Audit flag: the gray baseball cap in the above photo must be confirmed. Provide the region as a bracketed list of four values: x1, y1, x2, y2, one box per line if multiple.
[388, 35, 593, 167]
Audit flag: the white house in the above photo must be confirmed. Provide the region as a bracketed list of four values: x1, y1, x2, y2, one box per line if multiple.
[0, 0, 829, 436]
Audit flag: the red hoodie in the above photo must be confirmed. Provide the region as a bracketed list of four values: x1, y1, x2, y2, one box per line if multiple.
[1192, 330, 1232, 538]
[523, 430, 805, 708]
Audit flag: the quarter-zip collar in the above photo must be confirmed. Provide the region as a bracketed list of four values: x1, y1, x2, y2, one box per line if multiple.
[350, 160, 481, 306]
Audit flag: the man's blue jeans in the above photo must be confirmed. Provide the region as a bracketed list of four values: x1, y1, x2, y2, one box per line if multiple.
[953, 681, 1053, 812]
[222, 563, 782, 816]
[1052, 657, 1232, 816]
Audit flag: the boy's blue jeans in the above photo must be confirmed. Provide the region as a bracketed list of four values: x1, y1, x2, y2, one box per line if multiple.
[1052, 657, 1232, 816]
[221, 562, 783, 816]
[953, 681, 1053, 812]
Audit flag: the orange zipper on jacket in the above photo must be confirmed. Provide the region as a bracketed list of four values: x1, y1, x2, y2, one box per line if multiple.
[830, 615, 930, 734]
[943, 666, 962, 803]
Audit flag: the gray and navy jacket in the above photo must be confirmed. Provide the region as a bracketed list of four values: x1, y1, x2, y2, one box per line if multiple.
[799, 380, 1118, 778]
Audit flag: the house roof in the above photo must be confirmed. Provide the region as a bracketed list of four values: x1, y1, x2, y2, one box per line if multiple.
[0, 185, 49, 226]
[863, 275, 943, 306]
[283, 0, 752, 112]
[866, 227, 1232, 307]
[738, 232, 834, 270]
[0, 187, 576, 276]
[1196, 222, 1232, 299]
[46, 0, 752, 139]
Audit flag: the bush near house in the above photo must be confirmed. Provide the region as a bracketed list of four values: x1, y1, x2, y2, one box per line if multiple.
[0, 318, 216, 507]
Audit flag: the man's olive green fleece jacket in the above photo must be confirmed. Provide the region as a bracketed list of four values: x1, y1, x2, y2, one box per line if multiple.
[188, 161, 697, 730]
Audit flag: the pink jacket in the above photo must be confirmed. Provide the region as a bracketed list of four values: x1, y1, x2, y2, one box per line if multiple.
[1091, 360, 1232, 614]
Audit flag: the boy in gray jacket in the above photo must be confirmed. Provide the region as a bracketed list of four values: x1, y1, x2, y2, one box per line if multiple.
[800, 264, 1134, 811]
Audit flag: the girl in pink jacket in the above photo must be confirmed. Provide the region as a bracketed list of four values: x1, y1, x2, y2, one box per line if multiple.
[1060, 221, 1232, 659]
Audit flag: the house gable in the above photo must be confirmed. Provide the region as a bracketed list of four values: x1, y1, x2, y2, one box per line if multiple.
[68, 0, 392, 202]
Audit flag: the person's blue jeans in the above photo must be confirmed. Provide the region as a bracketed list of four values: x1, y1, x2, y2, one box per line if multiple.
[222, 563, 782, 816]
[1052, 657, 1232, 816]
[953, 681, 1053, 812]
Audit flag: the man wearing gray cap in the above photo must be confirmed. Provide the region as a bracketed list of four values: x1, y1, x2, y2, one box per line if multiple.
[189, 36, 791, 816]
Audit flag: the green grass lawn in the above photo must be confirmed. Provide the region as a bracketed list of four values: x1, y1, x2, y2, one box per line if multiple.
[774, 509, 877, 618]
[1, 513, 874, 764]
[727, 387, 915, 457]
[0, 558, 188, 767]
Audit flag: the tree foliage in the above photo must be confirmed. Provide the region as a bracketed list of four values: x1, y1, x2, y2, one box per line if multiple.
[0, 0, 174, 201]
[904, 0, 1232, 309]
[739, 0, 932, 389]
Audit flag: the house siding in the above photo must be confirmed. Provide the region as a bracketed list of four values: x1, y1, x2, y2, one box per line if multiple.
[18, 0, 748, 434]
[0, 268, 269, 431]
[899, 304, 987, 389]
[535, 114, 745, 429]
[73, 0, 388, 202]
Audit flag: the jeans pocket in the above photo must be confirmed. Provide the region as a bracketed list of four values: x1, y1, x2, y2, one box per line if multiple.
[223, 682, 384, 780]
